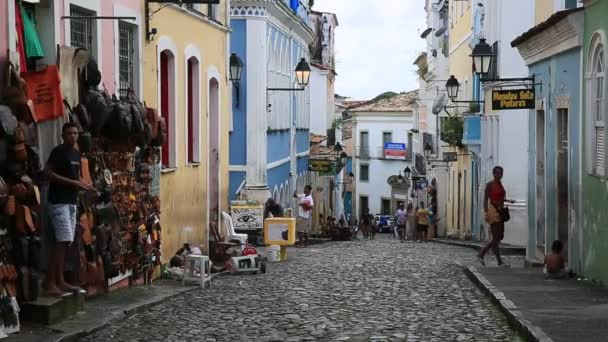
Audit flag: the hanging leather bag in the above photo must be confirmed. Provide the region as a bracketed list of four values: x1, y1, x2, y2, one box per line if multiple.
[84, 88, 113, 136]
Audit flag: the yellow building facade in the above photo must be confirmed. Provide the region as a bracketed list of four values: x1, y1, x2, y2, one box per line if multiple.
[446, 0, 474, 238]
[142, 2, 231, 260]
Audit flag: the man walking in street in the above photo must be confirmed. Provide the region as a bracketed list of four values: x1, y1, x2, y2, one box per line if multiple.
[416, 202, 432, 242]
[294, 185, 314, 247]
[45, 123, 92, 297]
[395, 203, 408, 242]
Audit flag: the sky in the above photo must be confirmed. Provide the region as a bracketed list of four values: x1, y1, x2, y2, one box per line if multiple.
[313, 0, 426, 100]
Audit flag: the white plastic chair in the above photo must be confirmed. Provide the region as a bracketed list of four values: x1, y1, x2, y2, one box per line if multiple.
[181, 254, 211, 288]
[221, 211, 249, 249]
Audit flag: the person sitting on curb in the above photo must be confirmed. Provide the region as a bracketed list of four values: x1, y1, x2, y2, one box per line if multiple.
[544, 240, 569, 279]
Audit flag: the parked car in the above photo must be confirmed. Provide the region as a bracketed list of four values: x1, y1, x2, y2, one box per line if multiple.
[374, 215, 394, 233]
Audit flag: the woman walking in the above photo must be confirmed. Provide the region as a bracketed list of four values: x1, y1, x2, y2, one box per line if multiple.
[478, 166, 512, 267]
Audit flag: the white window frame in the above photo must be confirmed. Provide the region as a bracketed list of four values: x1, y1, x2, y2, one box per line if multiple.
[114, 5, 142, 99]
[587, 32, 608, 177]
[360, 163, 370, 182]
[64, 0, 101, 63]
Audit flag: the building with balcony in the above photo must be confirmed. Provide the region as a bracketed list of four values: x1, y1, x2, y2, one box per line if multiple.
[346, 91, 419, 219]
[228, 0, 316, 206]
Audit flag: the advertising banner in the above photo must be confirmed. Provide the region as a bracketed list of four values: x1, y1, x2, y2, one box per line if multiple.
[384, 143, 407, 160]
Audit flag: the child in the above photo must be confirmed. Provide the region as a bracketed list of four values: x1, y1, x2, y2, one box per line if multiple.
[544, 240, 567, 279]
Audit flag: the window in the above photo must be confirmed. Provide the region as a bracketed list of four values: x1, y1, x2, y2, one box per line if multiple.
[70, 5, 95, 55]
[160, 50, 176, 168]
[360, 131, 369, 156]
[207, 3, 219, 21]
[360, 164, 369, 182]
[187, 57, 200, 164]
[118, 21, 136, 98]
[382, 131, 392, 156]
[591, 39, 606, 176]
[381, 199, 391, 216]
[359, 196, 369, 219]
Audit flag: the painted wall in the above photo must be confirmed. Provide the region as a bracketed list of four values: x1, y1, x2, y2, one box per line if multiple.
[57, 0, 142, 97]
[229, 19, 248, 166]
[582, 0, 608, 285]
[309, 68, 329, 135]
[267, 131, 290, 163]
[528, 48, 582, 271]
[142, 4, 230, 261]
[478, 0, 534, 247]
[446, 0, 474, 238]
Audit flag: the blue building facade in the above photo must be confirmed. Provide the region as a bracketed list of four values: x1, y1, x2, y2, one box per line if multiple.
[229, 1, 316, 205]
[512, 8, 584, 271]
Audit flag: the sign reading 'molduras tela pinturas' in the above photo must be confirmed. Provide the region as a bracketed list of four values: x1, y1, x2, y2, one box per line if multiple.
[492, 89, 535, 110]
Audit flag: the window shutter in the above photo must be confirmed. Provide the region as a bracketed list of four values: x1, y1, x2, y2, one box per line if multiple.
[596, 126, 605, 176]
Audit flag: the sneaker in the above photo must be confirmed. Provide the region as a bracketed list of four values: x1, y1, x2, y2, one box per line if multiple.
[477, 256, 486, 266]
[498, 263, 511, 268]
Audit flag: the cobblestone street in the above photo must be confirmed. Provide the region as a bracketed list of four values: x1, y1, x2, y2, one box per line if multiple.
[81, 237, 523, 342]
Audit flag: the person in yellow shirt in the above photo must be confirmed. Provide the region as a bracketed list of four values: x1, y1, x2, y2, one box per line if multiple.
[416, 201, 432, 242]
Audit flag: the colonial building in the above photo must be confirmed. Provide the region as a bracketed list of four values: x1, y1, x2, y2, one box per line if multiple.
[580, 0, 608, 284]
[512, 6, 584, 277]
[142, 1, 231, 258]
[347, 91, 419, 219]
[228, 0, 316, 207]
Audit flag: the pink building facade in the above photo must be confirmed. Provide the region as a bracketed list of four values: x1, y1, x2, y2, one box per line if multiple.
[2, 0, 142, 98]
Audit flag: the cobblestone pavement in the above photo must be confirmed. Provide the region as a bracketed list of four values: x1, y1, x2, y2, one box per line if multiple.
[81, 237, 524, 342]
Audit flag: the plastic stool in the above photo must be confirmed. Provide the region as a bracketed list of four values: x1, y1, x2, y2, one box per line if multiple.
[181, 254, 211, 288]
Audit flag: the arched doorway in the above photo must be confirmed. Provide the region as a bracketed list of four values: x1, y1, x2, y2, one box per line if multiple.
[208, 77, 220, 223]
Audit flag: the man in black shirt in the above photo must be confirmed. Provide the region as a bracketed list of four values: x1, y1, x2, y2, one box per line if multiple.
[45, 123, 92, 297]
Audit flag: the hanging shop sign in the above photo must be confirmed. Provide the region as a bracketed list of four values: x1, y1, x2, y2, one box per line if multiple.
[492, 88, 535, 110]
[308, 159, 333, 172]
[231, 205, 264, 231]
[384, 143, 407, 160]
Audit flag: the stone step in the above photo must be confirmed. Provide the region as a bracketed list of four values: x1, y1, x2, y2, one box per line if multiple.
[431, 238, 526, 256]
[20, 293, 85, 325]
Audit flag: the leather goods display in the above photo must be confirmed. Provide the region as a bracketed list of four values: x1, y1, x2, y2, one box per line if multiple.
[84, 88, 113, 136]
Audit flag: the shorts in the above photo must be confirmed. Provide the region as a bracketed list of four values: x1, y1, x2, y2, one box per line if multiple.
[296, 217, 311, 234]
[417, 224, 428, 233]
[48, 204, 77, 242]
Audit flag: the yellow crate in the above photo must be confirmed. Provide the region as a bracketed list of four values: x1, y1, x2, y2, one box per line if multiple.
[264, 218, 296, 246]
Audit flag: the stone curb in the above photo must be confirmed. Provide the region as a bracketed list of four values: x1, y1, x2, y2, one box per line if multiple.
[55, 273, 223, 342]
[463, 266, 554, 342]
[431, 239, 526, 256]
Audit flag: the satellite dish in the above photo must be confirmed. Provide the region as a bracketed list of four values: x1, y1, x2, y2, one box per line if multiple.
[432, 93, 448, 115]
[435, 27, 446, 37]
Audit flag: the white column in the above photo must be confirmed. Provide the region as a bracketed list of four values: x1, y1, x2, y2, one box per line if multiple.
[245, 19, 268, 187]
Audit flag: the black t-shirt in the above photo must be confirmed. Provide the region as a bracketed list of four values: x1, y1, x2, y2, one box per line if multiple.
[47, 144, 81, 205]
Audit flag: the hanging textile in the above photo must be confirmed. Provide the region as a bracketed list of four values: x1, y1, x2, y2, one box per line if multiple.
[21, 66, 65, 123]
[21, 4, 45, 60]
[14, 2, 27, 72]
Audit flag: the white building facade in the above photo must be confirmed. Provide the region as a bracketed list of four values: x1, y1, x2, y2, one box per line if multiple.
[348, 92, 418, 219]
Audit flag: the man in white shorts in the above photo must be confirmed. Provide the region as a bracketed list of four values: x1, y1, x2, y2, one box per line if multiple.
[293, 185, 314, 247]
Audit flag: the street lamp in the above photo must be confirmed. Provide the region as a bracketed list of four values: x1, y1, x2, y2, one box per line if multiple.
[268, 58, 311, 91]
[295, 58, 311, 87]
[423, 143, 433, 160]
[470, 38, 494, 76]
[339, 152, 348, 165]
[229, 52, 244, 107]
[446, 75, 460, 102]
[403, 166, 412, 180]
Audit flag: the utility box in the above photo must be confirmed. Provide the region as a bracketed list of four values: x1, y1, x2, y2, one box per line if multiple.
[264, 218, 296, 246]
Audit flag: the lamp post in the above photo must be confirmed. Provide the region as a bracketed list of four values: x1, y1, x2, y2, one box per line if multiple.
[229, 52, 244, 107]
[267, 58, 311, 92]
[423, 143, 433, 160]
[470, 38, 494, 76]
